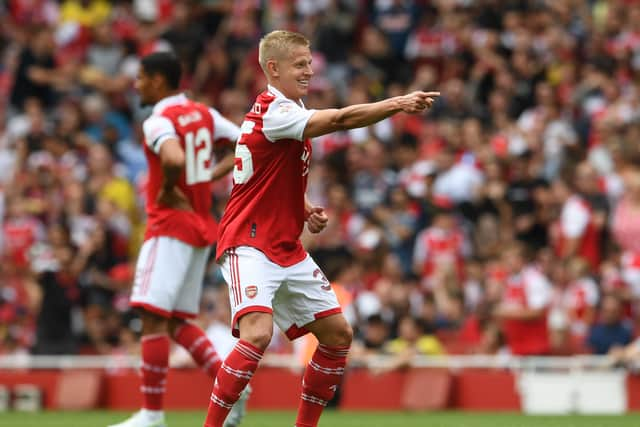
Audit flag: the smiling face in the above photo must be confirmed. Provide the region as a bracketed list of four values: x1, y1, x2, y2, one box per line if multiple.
[259, 30, 313, 101]
[268, 45, 313, 100]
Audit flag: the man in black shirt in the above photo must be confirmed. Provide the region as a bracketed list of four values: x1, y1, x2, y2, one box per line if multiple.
[10, 27, 59, 111]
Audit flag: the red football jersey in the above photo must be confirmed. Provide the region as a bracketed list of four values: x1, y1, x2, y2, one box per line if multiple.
[142, 94, 240, 247]
[216, 85, 315, 266]
[3, 217, 43, 268]
[555, 195, 601, 271]
[502, 267, 552, 355]
[414, 226, 467, 287]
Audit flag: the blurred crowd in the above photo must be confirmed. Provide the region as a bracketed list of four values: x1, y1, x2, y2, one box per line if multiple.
[2, 0, 640, 368]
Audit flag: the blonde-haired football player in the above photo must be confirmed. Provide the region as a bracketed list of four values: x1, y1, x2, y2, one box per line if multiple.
[204, 30, 439, 427]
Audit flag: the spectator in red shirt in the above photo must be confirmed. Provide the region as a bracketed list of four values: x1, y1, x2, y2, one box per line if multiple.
[494, 242, 553, 356]
[554, 162, 608, 271]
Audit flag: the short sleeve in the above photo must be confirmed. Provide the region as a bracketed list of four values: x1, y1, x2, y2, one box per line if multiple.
[413, 230, 428, 266]
[525, 270, 552, 310]
[143, 115, 177, 154]
[262, 99, 315, 142]
[561, 198, 589, 238]
[209, 108, 240, 143]
[583, 279, 599, 306]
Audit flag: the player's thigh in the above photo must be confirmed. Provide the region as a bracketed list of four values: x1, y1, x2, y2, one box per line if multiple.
[130, 237, 192, 316]
[219, 246, 284, 336]
[173, 245, 211, 318]
[273, 255, 341, 339]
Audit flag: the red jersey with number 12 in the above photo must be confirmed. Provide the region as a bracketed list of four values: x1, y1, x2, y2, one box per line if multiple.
[216, 85, 315, 266]
[142, 94, 240, 247]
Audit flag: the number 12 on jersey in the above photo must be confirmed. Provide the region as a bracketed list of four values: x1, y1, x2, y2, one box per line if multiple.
[185, 127, 213, 185]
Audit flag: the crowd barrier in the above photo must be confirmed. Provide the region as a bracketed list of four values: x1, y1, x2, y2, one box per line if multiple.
[1, 355, 639, 413]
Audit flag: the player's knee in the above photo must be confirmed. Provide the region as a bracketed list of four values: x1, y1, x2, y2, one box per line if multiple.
[140, 310, 169, 335]
[321, 322, 353, 348]
[334, 322, 353, 348]
[241, 329, 273, 351]
[168, 318, 186, 338]
[238, 314, 274, 351]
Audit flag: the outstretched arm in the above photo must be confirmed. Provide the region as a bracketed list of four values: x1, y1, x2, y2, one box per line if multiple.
[302, 91, 439, 140]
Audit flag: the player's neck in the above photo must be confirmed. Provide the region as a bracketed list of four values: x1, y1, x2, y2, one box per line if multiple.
[267, 83, 301, 105]
[154, 90, 182, 105]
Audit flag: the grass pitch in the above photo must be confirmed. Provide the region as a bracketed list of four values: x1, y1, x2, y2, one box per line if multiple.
[1, 410, 639, 427]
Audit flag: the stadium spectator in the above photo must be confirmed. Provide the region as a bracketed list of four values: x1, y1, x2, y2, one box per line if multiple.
[554, 162, 608, 272]
[413, 198, 469, 290]
[9, 27, 62, 110]
[607, 336, 640, 368]
[30, 221, 82, 355]
[373, 314, 444, 374]
[494, 242, 553, 356]
[350, 313, 391, 365]
[562, 257, 599, 341]
[587, 294, 633, 355]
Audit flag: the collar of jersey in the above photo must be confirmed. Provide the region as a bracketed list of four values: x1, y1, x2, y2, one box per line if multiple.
[267, 84, 306, 109]
[152, 93, 188, 114]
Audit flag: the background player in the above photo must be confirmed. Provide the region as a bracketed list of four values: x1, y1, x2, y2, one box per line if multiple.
[110, 52, 243, 427]
[204, 30, 438, 427]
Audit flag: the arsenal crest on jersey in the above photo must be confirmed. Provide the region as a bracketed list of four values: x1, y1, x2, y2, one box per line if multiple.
[245, 285, 258, 299]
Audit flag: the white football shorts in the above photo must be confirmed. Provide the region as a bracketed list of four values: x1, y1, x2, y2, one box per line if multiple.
[130, 236, 210, 318]
[219, 246, 342, 339]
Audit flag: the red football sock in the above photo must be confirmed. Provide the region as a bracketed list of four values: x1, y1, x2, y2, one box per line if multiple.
[295, 344, 349, 427]
[140, 334, 170, 411]
[203, 340, 263, 427]
[173, 322, 222, 378]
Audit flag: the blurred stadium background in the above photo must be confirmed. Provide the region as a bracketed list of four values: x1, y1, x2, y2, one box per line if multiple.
[2, 0, 640, 424]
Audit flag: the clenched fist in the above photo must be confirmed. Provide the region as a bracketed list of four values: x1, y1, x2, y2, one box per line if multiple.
[306, 206, 329, 234]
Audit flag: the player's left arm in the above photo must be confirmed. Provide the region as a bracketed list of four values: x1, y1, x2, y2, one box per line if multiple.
[305, 194, 328, 234]
[209, 107, 240, 181]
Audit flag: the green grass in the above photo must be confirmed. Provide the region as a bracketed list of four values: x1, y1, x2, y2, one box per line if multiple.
[1, 411, 639, 427]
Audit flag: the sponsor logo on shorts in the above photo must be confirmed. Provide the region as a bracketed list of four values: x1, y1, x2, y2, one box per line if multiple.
[245, 285, 258, 299]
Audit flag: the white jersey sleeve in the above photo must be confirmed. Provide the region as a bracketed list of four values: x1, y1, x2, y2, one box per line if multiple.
[413, 230, 429, 267]
[262, 98, 315, 142]
[209, 108, 241, 143]
[524, 268, 552, 310]
[582, 278, 599, 306]
[143, 115, 178, 154]
[561, 197, 589, 238]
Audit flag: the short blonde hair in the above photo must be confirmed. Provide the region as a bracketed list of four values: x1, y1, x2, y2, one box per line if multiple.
[258, 30, 310, 73]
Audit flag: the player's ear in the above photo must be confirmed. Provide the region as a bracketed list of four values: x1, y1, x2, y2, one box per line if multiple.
[267, 59, 279, 78]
